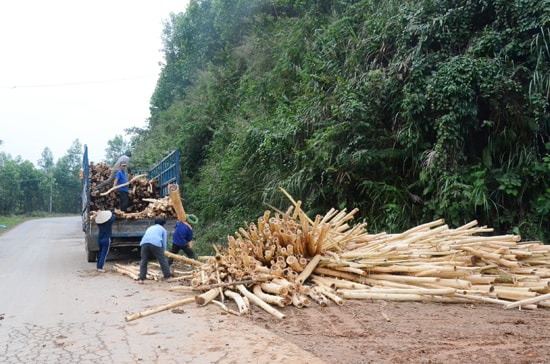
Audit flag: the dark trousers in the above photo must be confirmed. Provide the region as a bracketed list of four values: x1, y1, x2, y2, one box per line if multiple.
[118, 191, 129, 212]
[139, 243, 171, 280]
[97, 237, 110, 270]
[168, 244, 195, 265]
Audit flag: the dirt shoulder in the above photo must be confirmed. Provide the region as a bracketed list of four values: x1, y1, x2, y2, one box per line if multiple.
[242, 299, 550, 364]
[118, 262, 550, 364]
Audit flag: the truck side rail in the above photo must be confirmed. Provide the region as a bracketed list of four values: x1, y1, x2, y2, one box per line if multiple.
[134, 149, 180, 197]
[82, 144, 90, 232]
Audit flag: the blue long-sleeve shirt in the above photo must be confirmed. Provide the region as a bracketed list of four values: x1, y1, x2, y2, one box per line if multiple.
[114, 169, 129, 192]
[97, 213, 116, 241]
[140, 224, 168, 250]
[173, 221, 193, 247]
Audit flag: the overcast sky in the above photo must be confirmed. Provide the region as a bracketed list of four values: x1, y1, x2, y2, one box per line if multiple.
[0, 1, 189, 165]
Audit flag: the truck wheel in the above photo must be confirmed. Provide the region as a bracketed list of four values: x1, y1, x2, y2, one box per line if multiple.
[87, 250, 98, 262]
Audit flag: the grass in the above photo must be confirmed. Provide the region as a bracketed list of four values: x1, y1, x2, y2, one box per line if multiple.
[0, 213, 74, 235]
[0, 216, 32, 235]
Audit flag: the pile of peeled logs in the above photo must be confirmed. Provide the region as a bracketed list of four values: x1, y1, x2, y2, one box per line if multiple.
[122, 189, 550, 321]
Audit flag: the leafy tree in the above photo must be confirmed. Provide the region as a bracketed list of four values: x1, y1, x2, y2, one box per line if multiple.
[104, 135, 130, 166]
[38, 147, 54, 172]
[0, 155, 22, 214]
[18, 161, 47, 214]
[51, 140, 83, 213]
[37, 147, 56, 213]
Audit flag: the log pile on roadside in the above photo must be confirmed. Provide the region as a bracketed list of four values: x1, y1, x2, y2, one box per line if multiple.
[88, 162, 176, 219]
[122, 189, 550, 321]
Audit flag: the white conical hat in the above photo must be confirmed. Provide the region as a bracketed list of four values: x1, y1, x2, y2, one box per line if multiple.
[95, 210, 112, 224]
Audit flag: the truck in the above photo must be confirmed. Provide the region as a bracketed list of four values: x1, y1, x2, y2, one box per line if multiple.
[81, 145, 180, 262]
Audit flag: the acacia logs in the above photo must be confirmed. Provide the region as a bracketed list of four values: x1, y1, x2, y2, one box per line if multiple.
[88, 162, 176, 218]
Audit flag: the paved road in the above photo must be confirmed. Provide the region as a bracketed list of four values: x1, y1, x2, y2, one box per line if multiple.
[0, 217, 326, 364]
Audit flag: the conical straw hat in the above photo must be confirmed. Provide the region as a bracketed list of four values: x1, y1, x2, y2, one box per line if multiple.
[95, 210, 112, 224]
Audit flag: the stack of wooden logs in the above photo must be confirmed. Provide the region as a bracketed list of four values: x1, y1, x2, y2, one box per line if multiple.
[88, 162, 176, 219]
[123, 190, 550, 321]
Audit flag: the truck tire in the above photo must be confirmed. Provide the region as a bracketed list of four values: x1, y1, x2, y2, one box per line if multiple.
[87, 249, 98, 263]
[85, 234, 98, 262]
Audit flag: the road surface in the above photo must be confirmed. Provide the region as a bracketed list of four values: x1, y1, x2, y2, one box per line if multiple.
[0, 217, 326, 364]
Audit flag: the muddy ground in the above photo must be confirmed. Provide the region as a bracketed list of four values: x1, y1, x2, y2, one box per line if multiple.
[238, 294, 550, 363]
[148, 258, 550, 364]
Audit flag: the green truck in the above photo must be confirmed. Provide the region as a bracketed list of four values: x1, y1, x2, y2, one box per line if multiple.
[81, 145, 180, 262]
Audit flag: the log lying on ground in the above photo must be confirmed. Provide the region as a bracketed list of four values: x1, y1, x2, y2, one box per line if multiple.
[236, 284, 286, 319]
[165, 251, 203, 267]
[125, 297, 195, 322]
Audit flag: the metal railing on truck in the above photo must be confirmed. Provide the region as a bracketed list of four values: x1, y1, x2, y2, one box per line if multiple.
[133, 149, 180, 198]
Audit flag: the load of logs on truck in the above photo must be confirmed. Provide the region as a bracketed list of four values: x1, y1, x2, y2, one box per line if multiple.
[81, 145, 180, 262]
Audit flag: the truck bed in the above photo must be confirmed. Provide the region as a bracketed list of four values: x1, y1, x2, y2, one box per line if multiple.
[89, 218, 179, 243]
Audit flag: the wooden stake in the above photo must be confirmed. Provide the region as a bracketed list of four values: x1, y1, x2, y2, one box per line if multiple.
[125, 297, 195, 321]
[195, 288, 220, 306]
[504, 292, 550, 309]
[224, 289, 249, 314]
[236, 284, 286, 319]
[296, 254, 322, 284]
[100, 174, 148, 196]
[192, 279, 255, 291]
[168, 183, 187, 222]
[165, 251, 203, 267]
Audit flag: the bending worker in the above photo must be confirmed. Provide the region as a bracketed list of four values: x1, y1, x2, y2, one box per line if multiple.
[168, 220, 196, 265]
[138, 218, 174, 284]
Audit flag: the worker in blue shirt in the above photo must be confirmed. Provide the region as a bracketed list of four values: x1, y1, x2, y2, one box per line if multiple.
[96, 151, 131, 190]
[113, 163, 130, 212]
[138, 218, 174, 284]
[95, 210, 116, 272]
[168, 220, 196, 265]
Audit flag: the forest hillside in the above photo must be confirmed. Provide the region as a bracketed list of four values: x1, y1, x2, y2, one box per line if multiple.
[128, 0, 550, 247]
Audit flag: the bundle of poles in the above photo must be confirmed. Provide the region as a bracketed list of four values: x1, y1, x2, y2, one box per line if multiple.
[123, 188, 550, 321]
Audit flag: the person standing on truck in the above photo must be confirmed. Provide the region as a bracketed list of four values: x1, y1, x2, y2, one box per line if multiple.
[114, 163, 130, 212]
[168, 220, 196, 265]
[138, 218, 174, 284]
[95, 210, 116, 272]
[96, 150, 131, 191]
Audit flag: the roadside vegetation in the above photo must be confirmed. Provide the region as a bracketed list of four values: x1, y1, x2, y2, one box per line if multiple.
[1, 1, 548, 249]
[131, 0, 550, 245]
[0, 138, 128, 217]
[0, 216, 33, 235]
[0, 213, 78, 236]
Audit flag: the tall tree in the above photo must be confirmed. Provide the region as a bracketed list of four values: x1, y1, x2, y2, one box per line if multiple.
[0, 157, 22, 214]
[104, 135, 130, 166]
[51, 140, 83, 213]
[38, 147, 54, 172]
[18, 161, 47, 214]
[38, 147, 55, 213]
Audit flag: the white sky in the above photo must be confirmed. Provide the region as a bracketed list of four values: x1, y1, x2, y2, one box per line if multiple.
[0, 1, 189, 165]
